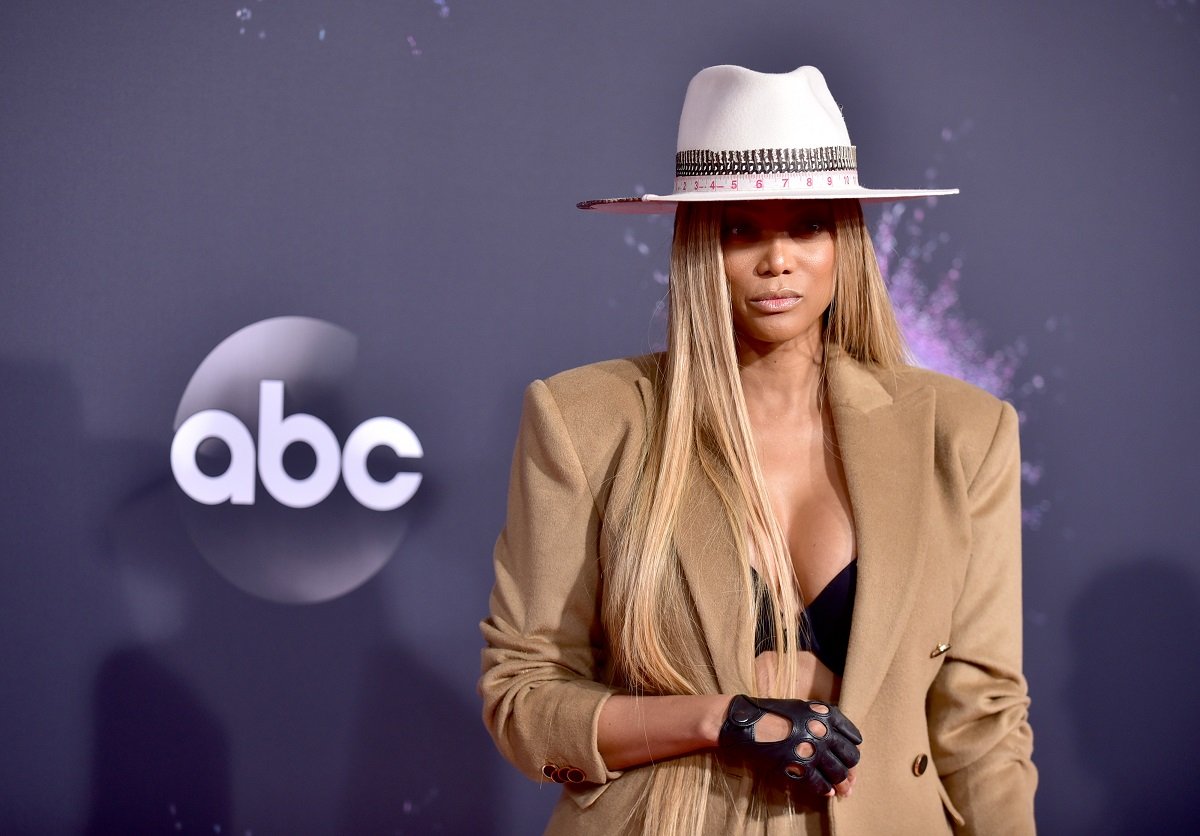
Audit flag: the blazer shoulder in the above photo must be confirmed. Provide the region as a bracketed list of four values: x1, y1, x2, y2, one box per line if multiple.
[893, 363, 1010, 427]
[526, 354, 661, 477]
[890, 364, 1017, 484]
[541, 353, 661, 424]
[544, 352, 661, 390]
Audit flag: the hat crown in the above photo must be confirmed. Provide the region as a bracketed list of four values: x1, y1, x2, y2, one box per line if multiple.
[676, 65, 852, 153]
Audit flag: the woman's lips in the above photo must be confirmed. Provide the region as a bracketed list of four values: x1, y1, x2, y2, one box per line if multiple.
[748, 289, 802, 313]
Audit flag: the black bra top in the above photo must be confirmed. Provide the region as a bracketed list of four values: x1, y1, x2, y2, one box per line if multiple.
[752, 560, 858, 677]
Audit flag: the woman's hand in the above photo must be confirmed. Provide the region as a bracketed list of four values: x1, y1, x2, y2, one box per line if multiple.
[597, 651, 853, 789]
[750, 652, 855, 797]
[718, 694, 862, 799]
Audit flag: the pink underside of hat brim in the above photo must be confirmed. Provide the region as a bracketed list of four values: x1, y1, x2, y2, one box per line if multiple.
[577, 187, 959, 213]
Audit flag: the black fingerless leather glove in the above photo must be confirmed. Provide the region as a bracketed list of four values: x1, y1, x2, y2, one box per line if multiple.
[718, 694, 863, 795]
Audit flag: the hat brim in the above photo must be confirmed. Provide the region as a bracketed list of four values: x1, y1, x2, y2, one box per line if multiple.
[577, 187, 959, 213]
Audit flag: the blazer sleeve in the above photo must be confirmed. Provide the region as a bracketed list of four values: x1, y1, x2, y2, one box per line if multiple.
[478, 378, 621, 799]
[927, 400, 1038, 834]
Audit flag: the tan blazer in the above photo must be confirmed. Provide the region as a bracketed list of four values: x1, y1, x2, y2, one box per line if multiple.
[479, 346, 1036, 835]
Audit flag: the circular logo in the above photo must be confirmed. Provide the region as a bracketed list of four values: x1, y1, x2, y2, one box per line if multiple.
[170, 316, 423, 603]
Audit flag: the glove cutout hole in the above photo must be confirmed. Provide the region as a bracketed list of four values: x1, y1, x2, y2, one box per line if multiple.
[807, 719, 828, 738]
[794, 741, 815, 759]
[754, 710, 790, 743]
[810, 702, 829, 715]
[785, 763, 807, 778]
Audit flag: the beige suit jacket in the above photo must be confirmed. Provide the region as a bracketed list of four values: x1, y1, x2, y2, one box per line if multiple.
[480, 346, 1036, 835]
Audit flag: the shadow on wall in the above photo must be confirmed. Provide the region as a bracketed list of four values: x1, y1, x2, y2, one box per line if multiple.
[338, 643, 499, 835]
[1067, 556, 1200, 836]
[86, 647, 230, 834]
[0, 355, 164, 832]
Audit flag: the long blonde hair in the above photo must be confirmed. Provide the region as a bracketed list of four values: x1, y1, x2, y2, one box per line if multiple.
[602, 199, 908, 834]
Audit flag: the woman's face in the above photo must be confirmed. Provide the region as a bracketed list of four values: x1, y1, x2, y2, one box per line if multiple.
[720, 200, 836, 352]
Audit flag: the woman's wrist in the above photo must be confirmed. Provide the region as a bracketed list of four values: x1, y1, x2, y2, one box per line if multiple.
[701, 694, 737, 747]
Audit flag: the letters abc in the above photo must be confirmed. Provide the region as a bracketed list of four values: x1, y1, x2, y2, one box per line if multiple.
[172, 380, 423, 511]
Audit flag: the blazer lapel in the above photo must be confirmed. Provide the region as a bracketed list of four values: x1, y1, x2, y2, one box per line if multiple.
[827, 348, 935, 720]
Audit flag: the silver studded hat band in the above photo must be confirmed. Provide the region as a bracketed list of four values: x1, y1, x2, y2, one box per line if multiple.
[675, 146, 858, 178]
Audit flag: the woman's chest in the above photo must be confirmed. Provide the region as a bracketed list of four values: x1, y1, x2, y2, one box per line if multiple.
[755, 425, 857, 603]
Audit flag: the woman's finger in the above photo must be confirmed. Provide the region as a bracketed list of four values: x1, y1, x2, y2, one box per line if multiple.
[813, 747, 849, 789]
[825, 730, 861, 768]
[786, 761, 833, 797]
[828, 708, 863, 745]
[831, 774, 853, 797]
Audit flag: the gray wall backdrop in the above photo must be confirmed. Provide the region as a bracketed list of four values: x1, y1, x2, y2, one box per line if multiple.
[3, 1, 1198, 833]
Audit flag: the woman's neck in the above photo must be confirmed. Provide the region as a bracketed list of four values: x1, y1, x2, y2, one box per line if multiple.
[736, 336, 825, 421]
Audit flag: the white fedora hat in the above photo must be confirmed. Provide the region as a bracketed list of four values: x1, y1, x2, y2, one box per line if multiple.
[578, 64, 958, 213]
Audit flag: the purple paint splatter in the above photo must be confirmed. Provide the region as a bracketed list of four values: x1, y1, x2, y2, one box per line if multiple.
[873, 200, 1024, 398]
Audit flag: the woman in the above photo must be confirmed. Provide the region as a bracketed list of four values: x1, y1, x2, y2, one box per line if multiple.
[479, 64, 1036, 835]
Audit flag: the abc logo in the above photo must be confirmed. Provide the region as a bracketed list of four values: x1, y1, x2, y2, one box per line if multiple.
[171, 316, 420, 604]
[171, 379, 422, 511]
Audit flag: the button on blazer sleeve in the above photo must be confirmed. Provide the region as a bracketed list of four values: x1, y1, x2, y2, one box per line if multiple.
[478, 378, 620, 796]
[927, 400, 1038, 834]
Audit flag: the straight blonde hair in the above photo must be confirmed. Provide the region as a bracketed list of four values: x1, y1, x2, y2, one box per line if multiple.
[602, 199, 908, 834]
